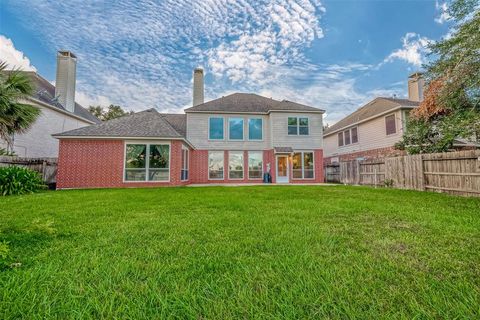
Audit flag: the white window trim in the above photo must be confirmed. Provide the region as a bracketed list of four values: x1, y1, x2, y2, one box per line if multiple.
[208, 116, 225, 141]
[287, 116, 310, 136]
[123, 141, 171, 183]
[247, 151, 263, 180]
[227, 117, 244, 141]
[291, 151, 315, 180]
[208, 151, 225, 180]
[385, 114, 397, 136]
[247, 118, 264, 141]
[228, 151, 244, 180]
[181, 146, 189, 182]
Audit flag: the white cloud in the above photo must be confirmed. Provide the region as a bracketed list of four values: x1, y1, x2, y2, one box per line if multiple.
[435, 1, 451, 24]
[0, 35, 36, 71]
[383, 33, 431, 67]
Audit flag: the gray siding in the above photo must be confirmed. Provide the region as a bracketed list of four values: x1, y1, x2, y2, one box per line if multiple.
[270, 112, 323, 149]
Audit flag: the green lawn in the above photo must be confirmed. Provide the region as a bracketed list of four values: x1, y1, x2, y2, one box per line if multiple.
[1, 186, 479, 319]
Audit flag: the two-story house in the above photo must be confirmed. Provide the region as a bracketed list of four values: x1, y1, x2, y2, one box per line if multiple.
[0, 51, 101, 157]
[54, 68, 324, 189]
[323, 73, 423, 164]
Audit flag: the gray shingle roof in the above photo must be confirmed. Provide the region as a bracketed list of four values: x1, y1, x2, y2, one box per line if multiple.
[324, 97, 419, 136]
[54, 109, 184, 138]
[160, 114, 186, 136]
[185, 93, 324, 113]
[21, 72, 101, 124]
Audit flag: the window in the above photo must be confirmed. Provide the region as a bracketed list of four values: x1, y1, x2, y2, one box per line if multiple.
[248, 152, 263, 179]
[351, 127, 358, 144]
[288, 117, 298, 135]
[181, 148, 189, 181]
[229, 151, 244, 179]
[208, 151, 224, 179]
[288, 117, 309, 135]
[229, 118, 244, 140]
[125, 143, 169, 182]
[248, 118, 263, 140]
[292, 151, 315, 179]
[299, 117, 309, 135]
[209, 117, 224, 140]
[385, 114, 396, 135]
[338, 127, 358, 147]
[344, 130, 351, 145]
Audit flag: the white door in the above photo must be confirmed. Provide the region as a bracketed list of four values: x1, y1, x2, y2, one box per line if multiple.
[276, 156, 289, 183]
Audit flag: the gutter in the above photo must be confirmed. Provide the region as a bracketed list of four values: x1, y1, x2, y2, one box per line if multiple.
[185, 109, 325, 115]
[51, 135, 196, 149]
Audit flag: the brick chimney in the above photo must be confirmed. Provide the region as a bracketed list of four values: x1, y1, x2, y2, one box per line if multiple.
[55, 51, 77, 112]
[193, 68, 204, 106]
[408, 72, 424, 102]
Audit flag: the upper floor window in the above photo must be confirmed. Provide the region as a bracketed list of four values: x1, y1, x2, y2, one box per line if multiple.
[288, 117, 309, 135]
[338, 127, 358, 147]
[229, 118, 244, 140]
[385, 114, 396, 135]
[248, 118, 263, 140]
[209, 117, 224, 140]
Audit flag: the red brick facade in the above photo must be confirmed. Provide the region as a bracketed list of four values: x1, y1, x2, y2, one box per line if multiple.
[57, 139, 324, 189]
[323, 147, 406, 165]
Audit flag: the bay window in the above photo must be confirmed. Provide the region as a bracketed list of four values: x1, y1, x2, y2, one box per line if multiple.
[181, 148, 189, 181]
[248, 151, 263, 179]
[209, 117, 224, 140]
[125, 143, 169, 182]
[248, 118, 263, 140]
[228, 151, 244, 179]
[208, 151, 224, 179]
[229, 118, 244, 140]
[292, 151, 314, 179]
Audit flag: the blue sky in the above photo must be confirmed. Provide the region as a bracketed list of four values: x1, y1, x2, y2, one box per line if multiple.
[0, 0, 452, 124]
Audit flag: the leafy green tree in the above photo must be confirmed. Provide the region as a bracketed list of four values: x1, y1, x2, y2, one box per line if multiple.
[88, 104, 133, 121]
[398, 0, 480, 154]
[0, 61, 41, 154]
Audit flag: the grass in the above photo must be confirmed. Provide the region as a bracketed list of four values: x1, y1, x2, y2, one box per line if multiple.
[0, 185, 479, 319]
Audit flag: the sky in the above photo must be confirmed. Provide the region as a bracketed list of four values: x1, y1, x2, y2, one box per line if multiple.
[0, 0, 453, 124]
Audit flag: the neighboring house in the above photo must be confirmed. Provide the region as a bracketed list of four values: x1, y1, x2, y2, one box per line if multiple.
[0, 51, 101, 157]
[323, 73, 424, 164]
[53, 68, 325, 189]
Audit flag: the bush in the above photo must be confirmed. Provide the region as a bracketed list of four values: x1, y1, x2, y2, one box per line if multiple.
[0, 166, 45, 196]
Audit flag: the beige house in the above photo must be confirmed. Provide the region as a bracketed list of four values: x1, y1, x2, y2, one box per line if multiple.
[323, 73, 423, 163]
[1, 51, 100, 157]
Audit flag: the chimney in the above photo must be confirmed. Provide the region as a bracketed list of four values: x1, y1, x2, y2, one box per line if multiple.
[408, 72, 424, 102]
[55, 51, 77, 112]
[193, 67, 204, 106]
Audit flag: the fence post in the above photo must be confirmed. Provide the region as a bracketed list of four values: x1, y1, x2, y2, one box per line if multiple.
[419, 155, 425, 191]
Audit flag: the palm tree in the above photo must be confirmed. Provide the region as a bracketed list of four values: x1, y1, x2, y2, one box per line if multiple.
[0, 61, 41, 154]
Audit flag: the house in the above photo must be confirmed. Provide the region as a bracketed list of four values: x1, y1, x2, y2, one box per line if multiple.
[323, 73, 424, 164]
[53, 68, 325, 189]
[0, 51, 101, 157]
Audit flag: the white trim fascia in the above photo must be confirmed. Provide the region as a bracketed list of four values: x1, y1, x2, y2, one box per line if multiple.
[323, 105, 416, 137]
[185, 109, 325, 115]
[27, 96, 98, 124]
[52, 135, 196, 149]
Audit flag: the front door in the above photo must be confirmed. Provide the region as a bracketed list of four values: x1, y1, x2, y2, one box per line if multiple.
[276, 156, 289, 183]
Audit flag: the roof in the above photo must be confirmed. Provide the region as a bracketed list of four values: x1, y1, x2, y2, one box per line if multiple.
[160, 113, 186, 136]
[17, 71, 101, 124]
[54, 109, 184, 138]
[185, 93, 324, 114]
[324, 97, 419, 136]
[274, 147, 294, 153]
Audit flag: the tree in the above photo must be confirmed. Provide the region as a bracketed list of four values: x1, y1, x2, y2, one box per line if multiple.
[88, 104, 133, 121]
[0, 61, 41, 154]
[397, 0, 480, 154]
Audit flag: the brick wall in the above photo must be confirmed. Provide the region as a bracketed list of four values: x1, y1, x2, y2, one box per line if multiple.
[57, 139, 186, 189]
[323, 147, 406, 165]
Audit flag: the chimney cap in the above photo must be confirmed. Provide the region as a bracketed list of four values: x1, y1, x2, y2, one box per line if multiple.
[194, 67, 203, 73]
[408, 72, 423, 79]
[58, 50, 77, 59]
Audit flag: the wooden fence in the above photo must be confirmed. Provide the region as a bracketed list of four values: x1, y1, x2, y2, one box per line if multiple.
[0, 156, 58, 185]
[325, 150, 480, 197]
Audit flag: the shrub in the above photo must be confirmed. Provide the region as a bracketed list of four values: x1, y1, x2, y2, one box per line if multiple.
[0, 166, 45, 196]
